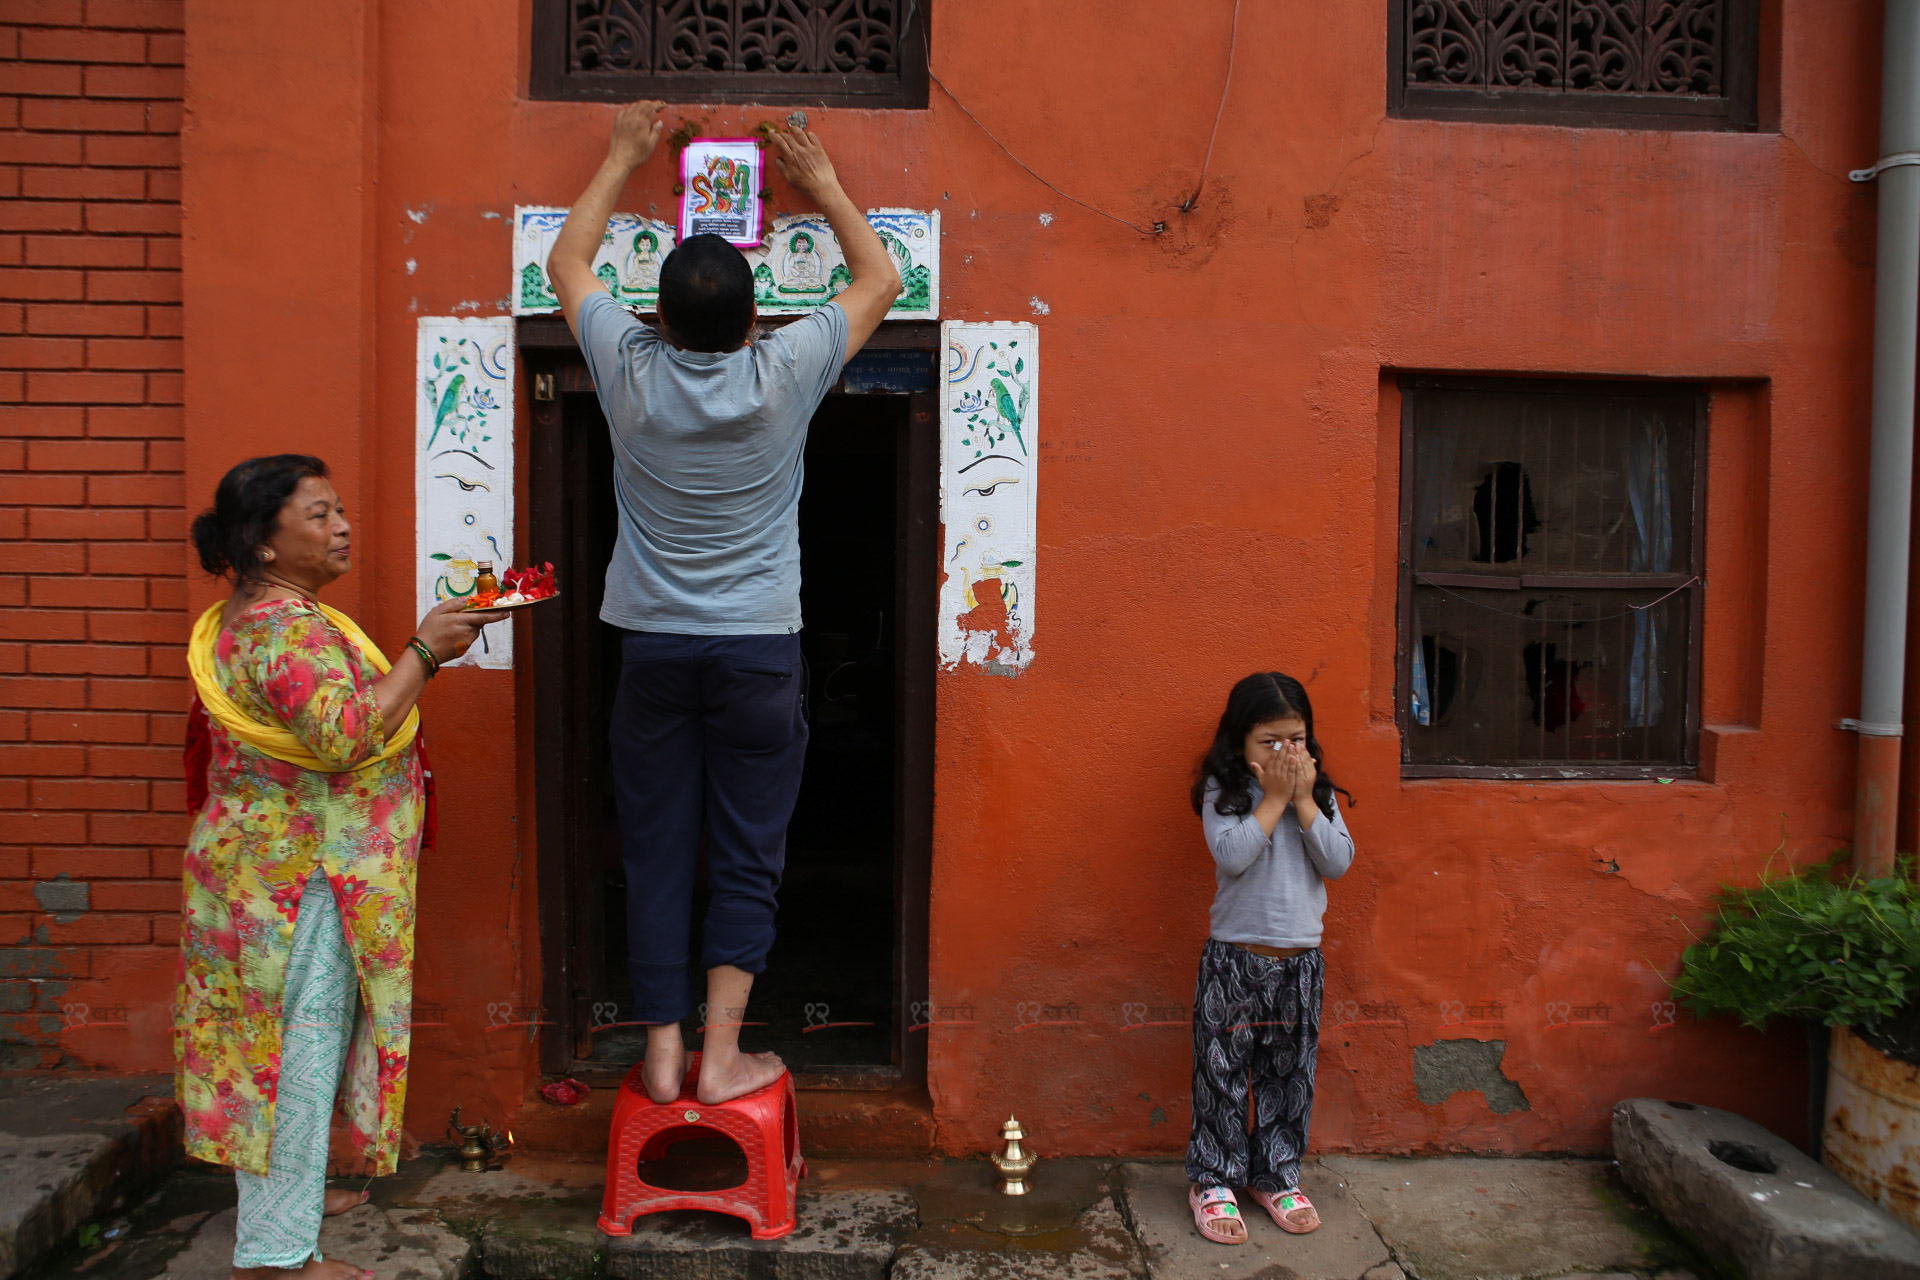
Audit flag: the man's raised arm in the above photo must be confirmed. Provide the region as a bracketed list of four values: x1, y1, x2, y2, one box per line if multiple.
[548, 100, 666, 340]
[767, 126, 902, 362]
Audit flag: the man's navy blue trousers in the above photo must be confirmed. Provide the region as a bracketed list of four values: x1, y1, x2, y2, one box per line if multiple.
[610, 631, 808, 1024]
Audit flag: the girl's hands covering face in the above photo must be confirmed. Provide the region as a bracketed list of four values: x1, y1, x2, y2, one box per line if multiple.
[1287, 742, 1318, 805]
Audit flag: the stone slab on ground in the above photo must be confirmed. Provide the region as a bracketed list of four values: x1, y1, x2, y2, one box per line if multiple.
[158, 1204, 472, 1280]
[0, 1132, 120, 1280]
[1113, 1160, 1397, 1280]
[393, 1163, 610, 1280]
[1615, 1096, 1920, 1280]
[602, 1188, 917, 1280]
[1322, 1153, 1708, 1280]
[889, 1195, 1145, 1280]
[0, 1075, 179, 1280]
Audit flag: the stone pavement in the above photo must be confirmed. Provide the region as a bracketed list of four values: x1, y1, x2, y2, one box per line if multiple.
[15, 1138, 1728, 1280]
[0, 1075, 178, 1280]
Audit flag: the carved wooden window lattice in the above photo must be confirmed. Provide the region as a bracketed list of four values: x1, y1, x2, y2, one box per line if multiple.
[1389, 1, 1759, 129]
[531, 0, 929, 107]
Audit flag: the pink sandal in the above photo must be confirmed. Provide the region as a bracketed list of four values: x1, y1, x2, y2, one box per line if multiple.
[1248, 1186, 1321, 1234]
[1189, 1184, 1247, 1244]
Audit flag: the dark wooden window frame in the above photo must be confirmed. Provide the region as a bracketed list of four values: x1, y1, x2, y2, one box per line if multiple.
[1387, 1, 1760, 132]
[1395, 374, 1708, 780]
[523, 312, 938, 1088]
[530, 0, 930, 107]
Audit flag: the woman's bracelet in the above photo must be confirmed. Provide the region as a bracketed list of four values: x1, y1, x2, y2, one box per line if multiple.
[407, 636, 440, 679]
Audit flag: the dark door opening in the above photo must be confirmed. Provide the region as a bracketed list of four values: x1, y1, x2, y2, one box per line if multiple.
[528, 325, 936, 1089]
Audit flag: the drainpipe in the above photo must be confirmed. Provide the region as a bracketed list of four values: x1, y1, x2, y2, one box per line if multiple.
[1847, 0, 1920, 878]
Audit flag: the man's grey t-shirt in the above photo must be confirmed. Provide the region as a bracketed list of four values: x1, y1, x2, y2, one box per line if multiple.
[575, 291, 850, 635]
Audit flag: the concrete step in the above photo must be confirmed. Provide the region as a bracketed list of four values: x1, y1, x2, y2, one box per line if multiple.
[156, 1205, 471, 1280]
[1321, 1153, 1707, 1280]
[1114, 1161, 1399, 1280]
[26, 1140, 1727, 1280]
[0, 1075, 179, 1280]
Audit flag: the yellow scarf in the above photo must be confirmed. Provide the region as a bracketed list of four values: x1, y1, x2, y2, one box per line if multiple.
[188, 599, 419, 771]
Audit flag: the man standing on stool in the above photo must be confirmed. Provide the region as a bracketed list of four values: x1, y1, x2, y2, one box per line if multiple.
[549, 102, 901, 1105]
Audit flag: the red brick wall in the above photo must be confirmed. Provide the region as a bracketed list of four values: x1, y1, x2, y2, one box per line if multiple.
[0, 0, 185, 1071]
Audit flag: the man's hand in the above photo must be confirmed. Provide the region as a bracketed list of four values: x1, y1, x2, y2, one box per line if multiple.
[767, 125, 840, 203]
[608, 99, 666, 172]
[550, 99, 668, 337]
[769, 123, 899, 361]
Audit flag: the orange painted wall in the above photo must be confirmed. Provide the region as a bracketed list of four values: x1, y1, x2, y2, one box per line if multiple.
[153, 0, 1884, 1156]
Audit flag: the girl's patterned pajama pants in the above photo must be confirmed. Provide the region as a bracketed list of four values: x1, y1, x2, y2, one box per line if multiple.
[233, 866, 360, 1268]
[1185, 937, 1323, 1193]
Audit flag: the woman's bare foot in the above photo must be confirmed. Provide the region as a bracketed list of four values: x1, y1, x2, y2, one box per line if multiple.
[696, 1049, 786, 1104]
[641, 1036, 687, 1105]
[322, 1188, 369, 1216]
[231, 1255, 373, 1280]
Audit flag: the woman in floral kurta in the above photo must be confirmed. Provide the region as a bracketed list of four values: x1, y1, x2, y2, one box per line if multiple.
[177, 455, 500, 1277]
[175, 598, 422, 1177]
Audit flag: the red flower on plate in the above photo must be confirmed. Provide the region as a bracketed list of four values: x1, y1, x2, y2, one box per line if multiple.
[501, 562, 557, 599]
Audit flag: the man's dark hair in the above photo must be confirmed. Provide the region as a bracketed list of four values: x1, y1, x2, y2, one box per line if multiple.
[657, 234, 755, 352]
[190, 454, 329, 585]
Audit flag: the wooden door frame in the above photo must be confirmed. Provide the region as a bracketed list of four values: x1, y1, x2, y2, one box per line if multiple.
[520, 315, 939, 1086]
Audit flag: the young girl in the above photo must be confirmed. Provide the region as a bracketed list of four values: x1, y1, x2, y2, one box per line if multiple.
[1186, 672, 1355, 1245]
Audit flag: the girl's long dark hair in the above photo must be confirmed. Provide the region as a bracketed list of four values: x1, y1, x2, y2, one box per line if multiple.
[1190, 672, 1352, 819]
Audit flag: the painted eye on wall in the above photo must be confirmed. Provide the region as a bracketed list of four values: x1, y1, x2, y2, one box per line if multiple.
[435, 473, 490, 492]
[964, 478, 1019, 498]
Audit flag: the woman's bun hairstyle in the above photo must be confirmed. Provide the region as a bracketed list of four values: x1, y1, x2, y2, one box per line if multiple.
[191, 454, 329, 584]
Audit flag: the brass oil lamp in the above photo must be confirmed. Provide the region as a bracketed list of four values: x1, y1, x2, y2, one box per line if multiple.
[991, 1114, 1035, 1195]
[448, 1106, 510, 1172]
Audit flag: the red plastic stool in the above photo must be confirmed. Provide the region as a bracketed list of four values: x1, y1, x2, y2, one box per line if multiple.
[597, 1051, 806, 1241]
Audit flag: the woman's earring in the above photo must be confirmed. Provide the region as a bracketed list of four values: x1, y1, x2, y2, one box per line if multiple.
[261, 550, 274, 562]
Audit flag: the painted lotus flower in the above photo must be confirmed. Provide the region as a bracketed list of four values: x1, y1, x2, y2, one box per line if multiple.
[470, 387, 498, 411]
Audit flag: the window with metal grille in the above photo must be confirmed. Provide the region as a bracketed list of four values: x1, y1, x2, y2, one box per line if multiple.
[1387, 0, 1759, 130]
[530, 0, 929, 107]
[1398, 377, 1705, 778]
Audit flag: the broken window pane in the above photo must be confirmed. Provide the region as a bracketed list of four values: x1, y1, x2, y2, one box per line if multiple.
[1409, 387, 1694, 578]
[1406, 586, 1690, 768]
[1402, 379, 1700, 774]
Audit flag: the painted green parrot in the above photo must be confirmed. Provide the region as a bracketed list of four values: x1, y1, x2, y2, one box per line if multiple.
[990, 377, 1026, 454]
[427, 372, 466, 449]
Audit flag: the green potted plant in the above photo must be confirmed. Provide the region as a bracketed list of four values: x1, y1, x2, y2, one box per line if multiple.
[1670, 851, 1920, 1226]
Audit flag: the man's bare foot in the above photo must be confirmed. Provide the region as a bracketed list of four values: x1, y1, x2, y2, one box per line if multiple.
[231, 1255, 372, 1280]
[696, 1049, 786, 1104]
[322, 1188, 369, 1216]
[641, 1038, 687, 1105]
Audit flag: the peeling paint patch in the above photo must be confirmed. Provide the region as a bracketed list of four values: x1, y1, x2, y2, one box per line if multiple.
[406, 204, 433, 224]
[33, 875, 88, 924]
[405, 258, 417, 275]
[1038, 212, 1054, 227]
[481, 210, 503, 220]
[983, 658, 1021, 678]
[1413, 1038, 1530, 1115]
[1028, 296, 1051, 315]
[450, 300, 487, 313]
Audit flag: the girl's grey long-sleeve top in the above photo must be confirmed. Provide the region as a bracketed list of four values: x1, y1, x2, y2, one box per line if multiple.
[1201, 779, 1355, 949]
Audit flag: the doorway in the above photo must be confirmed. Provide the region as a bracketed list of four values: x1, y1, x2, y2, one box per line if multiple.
[525, 321, 936, 1088]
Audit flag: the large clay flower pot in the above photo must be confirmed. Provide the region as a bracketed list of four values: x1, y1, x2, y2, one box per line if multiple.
[1824, 1023, 1920, 1227]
